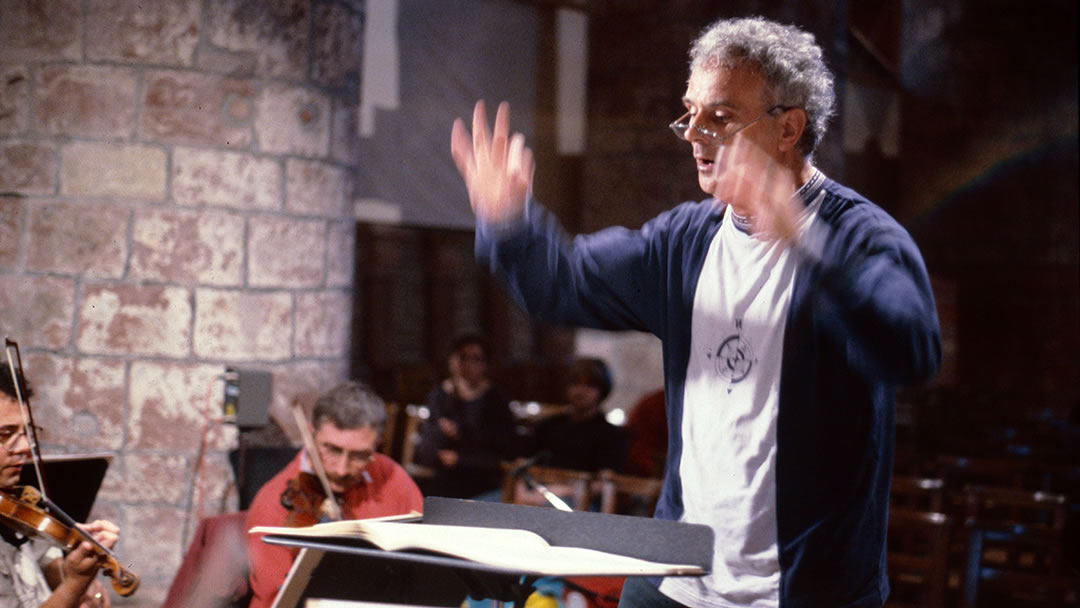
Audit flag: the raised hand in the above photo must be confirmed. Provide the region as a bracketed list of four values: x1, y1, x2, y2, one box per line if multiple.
[710, 132, 803, 243]
[451, 100, 534, 225]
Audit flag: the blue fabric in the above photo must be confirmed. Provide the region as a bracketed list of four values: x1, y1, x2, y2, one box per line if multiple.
[475, 178, 942, 607]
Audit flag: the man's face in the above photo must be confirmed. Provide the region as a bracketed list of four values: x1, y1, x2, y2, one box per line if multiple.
[313, 421, 378, 494]
[681, 64, 781, 204]
[0, 393, 29, 489]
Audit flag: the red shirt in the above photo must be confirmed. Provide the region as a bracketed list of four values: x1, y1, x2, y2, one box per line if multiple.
[244, 452, 423, 608]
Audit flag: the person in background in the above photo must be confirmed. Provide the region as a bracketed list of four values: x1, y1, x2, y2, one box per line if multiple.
[451, 14, 941, 607]
[530, 357, 627, 474]
[245, 381, 422, 608]
[414, 334, 518, 500]
[0, 370, 119, 608]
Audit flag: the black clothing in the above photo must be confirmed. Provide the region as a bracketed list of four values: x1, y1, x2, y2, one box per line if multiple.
[414, 385, 517, 499]
[531, 412, 627, 473]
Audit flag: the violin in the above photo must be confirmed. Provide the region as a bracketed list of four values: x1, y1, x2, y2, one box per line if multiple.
[3, 338, 139, 596]
[280, 471, 328, 528]
[278, 399, 342, 527]
[0, 485, 139, 596]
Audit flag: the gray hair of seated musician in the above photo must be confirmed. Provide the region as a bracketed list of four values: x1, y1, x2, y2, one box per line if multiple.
[312, 380, 386, 433]
[689, 15, 836, 157]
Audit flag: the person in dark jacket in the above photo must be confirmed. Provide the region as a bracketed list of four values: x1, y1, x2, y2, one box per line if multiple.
[450, 15, 941, 608]
[414, 334, 517, 499]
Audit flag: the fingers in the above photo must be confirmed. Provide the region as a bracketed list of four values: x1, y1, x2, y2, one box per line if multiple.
[491, 101, 510, 164]
[65, 541, 104, 577]
[472, 100, 491, 166]
[81, 580, 109, 608]
[507, 132, 532, 192]
[80, 520, 120, 549]
[450, 118, 473, 180]
[450, 99, 530, 223]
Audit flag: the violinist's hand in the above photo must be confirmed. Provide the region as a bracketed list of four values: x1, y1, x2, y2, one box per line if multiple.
[79, 519, 119, 551]
[64, 539, 105, 579]
[77, 579, 110, 608]
[451, 100, 534, 225]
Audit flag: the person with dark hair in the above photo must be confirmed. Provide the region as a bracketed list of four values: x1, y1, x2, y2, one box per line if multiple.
[451, 14, 941, 608]
[244, 381, 422, 608]
[1, 370, 121, 608]
[530, 357, 626, 474]
[414, 334, 517, 500]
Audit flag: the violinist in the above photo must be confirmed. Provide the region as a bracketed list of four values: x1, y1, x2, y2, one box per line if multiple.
[244, 381, 422, 608]
[0, 370, 120, 608]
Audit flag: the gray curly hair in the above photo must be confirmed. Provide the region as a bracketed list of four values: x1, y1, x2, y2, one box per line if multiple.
[689, 16, 835, 157]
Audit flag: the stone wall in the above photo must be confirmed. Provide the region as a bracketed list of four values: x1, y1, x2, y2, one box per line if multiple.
[0, 1, 363, 603]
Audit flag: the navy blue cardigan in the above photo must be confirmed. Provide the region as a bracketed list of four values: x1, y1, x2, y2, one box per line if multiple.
[476, 177, 942, 607]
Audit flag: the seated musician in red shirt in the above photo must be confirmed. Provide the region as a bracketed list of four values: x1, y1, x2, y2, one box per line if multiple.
[244, 381, 423, 608]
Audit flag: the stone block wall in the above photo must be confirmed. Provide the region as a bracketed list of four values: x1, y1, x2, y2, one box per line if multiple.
[0, 1, 363, 603]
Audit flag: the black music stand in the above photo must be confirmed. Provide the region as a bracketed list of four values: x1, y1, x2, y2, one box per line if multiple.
[263, 496, 713, 608]
[18, 453, 111, 522]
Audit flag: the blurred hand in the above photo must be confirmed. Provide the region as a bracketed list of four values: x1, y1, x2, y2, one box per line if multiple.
[437, 449, 459, 468]
[437, 417, 460, 439]
[451, 100, 534, 225]
[78, 580, 110, 608]
[710, 132, 802, 243]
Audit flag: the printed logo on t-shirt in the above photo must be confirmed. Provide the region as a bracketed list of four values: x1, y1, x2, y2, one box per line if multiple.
[707, 318, 756, 392]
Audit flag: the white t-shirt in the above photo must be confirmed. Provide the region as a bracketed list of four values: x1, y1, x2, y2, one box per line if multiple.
[0, 535, 61, 608]
[661, 173, 824, 608]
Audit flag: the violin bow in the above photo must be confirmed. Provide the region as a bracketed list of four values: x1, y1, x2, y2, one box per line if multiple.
[2, 339, 139, 596]
[4, 339, 49, 499]
[290, 399, 342, 521]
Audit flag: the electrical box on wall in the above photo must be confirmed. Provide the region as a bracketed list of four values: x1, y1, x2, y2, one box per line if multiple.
[223, 367, 272, 429]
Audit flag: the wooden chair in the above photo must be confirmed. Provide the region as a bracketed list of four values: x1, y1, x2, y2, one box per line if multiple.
[380, 401, 401, 458]
[500, 459, 594, 512]
[934, 454, 1039, 492]
[400, 404, 435, 480]
[963, 485, 1068, 531]
[886, 509, 952, 608]
[891, 476, 946, 512]
[596, 471, 663, 517]
[961, 521, 1077, 607]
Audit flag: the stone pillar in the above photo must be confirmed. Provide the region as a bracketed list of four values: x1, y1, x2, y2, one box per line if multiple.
[0, 1, 362, 603]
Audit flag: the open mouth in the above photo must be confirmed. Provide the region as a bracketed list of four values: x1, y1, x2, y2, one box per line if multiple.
[696, 156, 716, 173]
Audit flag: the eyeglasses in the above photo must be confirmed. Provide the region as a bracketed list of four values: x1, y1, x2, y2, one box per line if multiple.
[669, 105, 785, 144]
[0, 424, 43, 448]
[318, 440, 375, 466]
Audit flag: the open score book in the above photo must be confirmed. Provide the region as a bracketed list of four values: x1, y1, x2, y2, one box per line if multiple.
[250, 516, 705, 577]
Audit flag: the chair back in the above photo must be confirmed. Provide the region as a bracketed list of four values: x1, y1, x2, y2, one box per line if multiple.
[500, 459, 594, 511]
[961, 520, 1077, 608]
[886, 509, 951, 608]
[400, 404, 435, 479]
[891, 476, 946, 512]
[596, 471, 663, 517]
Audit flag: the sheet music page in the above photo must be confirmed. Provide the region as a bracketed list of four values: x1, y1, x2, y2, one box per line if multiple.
[251, 519, 703, 577]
